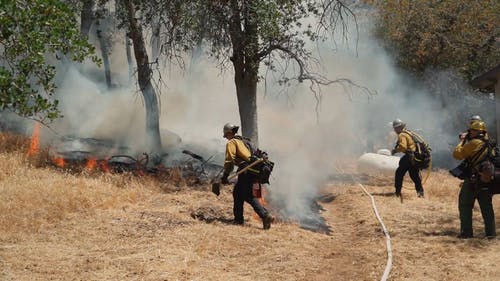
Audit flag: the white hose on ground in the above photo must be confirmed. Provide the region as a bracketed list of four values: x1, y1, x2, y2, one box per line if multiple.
[335, 165, 392, 281]
[357, 182, 392, 281]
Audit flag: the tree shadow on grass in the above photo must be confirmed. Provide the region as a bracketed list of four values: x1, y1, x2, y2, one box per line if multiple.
[190, 206, 234, 224]
[371, 191, 397, 197]
[328, 173, 393, 187]
[421, 228, 458, 238]
[421, 228, 495, 247]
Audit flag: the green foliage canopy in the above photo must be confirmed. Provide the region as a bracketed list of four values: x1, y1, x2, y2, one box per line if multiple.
[0, 0, 99, 121]
[374, 0, 500, 79]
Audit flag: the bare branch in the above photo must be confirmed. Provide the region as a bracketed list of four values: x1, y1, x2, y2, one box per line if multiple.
[317, 0, 359, 54]
[265, 42, 376, 119]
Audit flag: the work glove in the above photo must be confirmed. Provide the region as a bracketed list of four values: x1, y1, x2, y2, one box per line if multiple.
[459, 132, 468, 141]
[221, 173, 230, 185]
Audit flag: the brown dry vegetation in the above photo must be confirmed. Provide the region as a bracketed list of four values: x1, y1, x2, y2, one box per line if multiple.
[1, 133, 500, 280]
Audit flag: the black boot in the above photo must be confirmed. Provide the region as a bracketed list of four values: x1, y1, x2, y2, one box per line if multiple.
[263, 214, 274, 230]
[457, 233, 473, 239]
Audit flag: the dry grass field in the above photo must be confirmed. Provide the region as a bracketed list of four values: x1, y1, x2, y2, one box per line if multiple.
[1, 132, 500, 281]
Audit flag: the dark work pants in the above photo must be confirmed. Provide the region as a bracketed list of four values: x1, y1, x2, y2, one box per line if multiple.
[394, 154, 423, 194]
[458, 180, 496, 237]
[233, 172, 269, 224]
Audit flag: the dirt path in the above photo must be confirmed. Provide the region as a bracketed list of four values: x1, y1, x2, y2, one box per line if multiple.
[333, 172, 500, 281]
[319, 184, 389, 280]
[2, 171, 500, 280]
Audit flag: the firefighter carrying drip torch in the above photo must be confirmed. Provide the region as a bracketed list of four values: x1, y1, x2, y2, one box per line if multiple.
[220, 123, 274, 229]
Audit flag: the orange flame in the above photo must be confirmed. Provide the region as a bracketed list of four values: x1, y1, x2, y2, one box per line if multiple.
[26, 122, 41, 156]
[86, 158, 97, 171]
[52, 157, 65, 167]
[99, 159, 110, 173]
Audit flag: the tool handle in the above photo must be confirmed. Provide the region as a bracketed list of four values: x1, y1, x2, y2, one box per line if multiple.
[228, 158, 264, 180]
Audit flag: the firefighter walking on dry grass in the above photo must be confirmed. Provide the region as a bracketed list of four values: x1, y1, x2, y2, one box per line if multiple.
[391, 119, 425, 198]
[220, 123, 274, 229]
[452, 120, 496, 239]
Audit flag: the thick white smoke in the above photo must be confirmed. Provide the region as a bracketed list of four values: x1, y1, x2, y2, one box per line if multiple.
[9, 6, 490, 228]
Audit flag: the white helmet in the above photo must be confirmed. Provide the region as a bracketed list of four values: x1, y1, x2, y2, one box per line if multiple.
[223, 123, 239, 135]
[392, 119, 405, 129]
[470, 115, 482, 122]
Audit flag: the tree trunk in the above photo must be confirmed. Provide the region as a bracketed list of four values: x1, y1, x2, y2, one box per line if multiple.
[229, 0, 260, 146]
[80, 0, 94, 37]
[96, 24, 112, 89]
[125, 36, 134, 82]
[235, 71, 259, 146]
[151, 16, 161, 62]
[124, 0, 162, 154]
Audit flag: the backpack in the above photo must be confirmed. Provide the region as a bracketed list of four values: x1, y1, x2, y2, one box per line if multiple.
[406, 131, 432, 169]
[234, 136, 275, 184]
[476, 140, 500, 194]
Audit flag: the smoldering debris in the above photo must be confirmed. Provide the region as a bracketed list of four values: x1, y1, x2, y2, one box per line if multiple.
[190, 206, 232, 223]
[42, 134, 224, 186]
[268, 192, 333, 235]
[180, 149, 224, 182]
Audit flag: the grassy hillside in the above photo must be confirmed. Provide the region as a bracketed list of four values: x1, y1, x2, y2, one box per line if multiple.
[0, 133, 150, 240]
[1, 132, 500, 280]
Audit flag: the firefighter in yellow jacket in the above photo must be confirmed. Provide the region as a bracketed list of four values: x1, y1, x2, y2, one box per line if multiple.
[453, 120, 496, 239]
[459, 115, 486, 142]
[220, 123, 274, 229]
[391, 119, 424, 198]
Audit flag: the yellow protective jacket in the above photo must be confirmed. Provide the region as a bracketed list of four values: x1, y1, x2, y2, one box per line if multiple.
[224, 136, 251, 174]
[453, 138, 488, 165]
[394, 130, 416, 153]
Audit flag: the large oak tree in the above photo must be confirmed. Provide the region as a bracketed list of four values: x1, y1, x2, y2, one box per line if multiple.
[112, 0, 365, 150]
[190, 0, 363, 145]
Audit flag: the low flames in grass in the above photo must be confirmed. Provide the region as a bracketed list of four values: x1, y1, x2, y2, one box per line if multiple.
[49, 156, 111, 173]
[26, 122, 40, 157]
[20, 123, 195, 189]
[86, 158, 111, 172]
[23, 123, 108, 172]
[52, 157, 65, 168]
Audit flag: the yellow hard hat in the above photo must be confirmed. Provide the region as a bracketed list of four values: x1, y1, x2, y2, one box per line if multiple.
[469, 120, 487, 132]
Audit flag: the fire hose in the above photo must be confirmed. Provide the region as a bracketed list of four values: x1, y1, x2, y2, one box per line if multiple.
[335, 164, 393, 281]
[402, 158, 432, 191]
